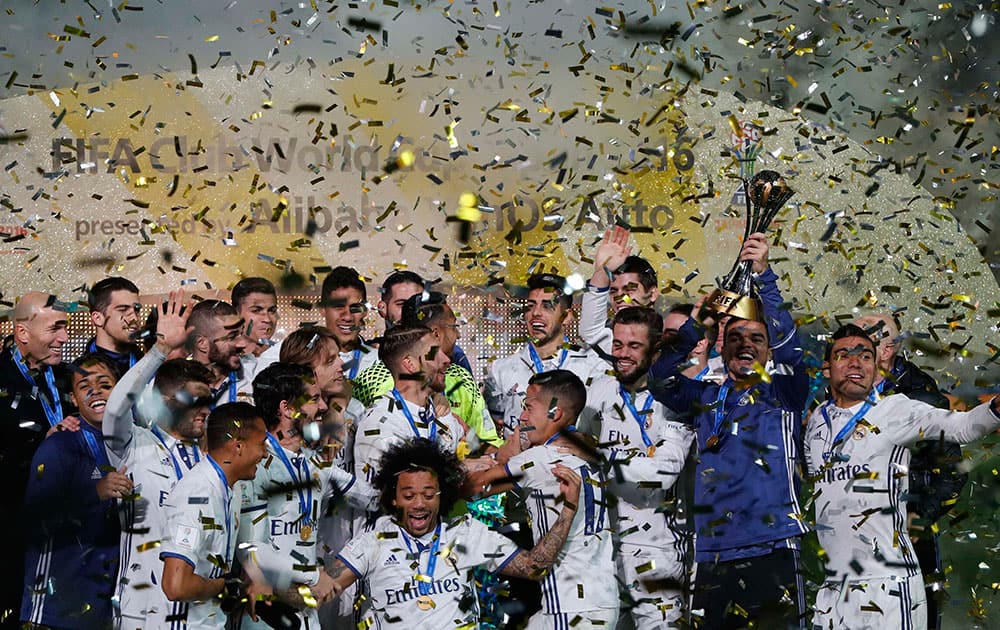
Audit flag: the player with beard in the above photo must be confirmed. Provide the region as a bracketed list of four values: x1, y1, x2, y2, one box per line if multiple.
[86, 277, 143, 374]
[278, 327, 365, 630]
[323, 438, 582, 628]
[580, 226, 660, 355]
[187, 299, 251, 408]
[649, 233, 809, 629]
[587, 307, 695, 628]
[102, 291, 220, 629]
[22, 353, 131, 629]
[484, 273, 606, 441]
[805, 325, 1000, 630]
[466, 370, 619, 628]
[354, 324, 466, 491]
[237, 363, 377, 629]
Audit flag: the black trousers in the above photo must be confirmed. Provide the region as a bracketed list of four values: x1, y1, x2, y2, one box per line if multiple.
[691, 547, 806, 629]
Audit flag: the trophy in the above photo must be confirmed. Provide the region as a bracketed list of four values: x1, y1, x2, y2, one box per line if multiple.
[705, 170, 795, 321]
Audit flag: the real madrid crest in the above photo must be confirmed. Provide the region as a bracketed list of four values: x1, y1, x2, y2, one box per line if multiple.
[852, 426, 867, 440]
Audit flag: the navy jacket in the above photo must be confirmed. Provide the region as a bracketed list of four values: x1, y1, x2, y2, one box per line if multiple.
[21, 421, 119, 629]
[650, 268, 809, 561]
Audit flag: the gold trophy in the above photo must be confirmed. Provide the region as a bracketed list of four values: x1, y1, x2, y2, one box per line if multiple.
[705, 170, 794, 321]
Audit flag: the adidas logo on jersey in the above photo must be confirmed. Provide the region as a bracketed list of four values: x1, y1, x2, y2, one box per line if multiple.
[91, 467, 103, 480]
[383, 554, 400, 567]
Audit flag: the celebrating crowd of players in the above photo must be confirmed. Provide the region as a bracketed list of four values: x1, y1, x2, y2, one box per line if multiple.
[1, 227, 998, 630]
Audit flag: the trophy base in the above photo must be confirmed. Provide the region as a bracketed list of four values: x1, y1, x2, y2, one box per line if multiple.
[705, 288, 760, 321]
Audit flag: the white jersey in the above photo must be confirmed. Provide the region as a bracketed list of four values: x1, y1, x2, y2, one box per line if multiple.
[505, 445, 618, 614]
[353, 394, 464, 485]
[102, 347, 205, 629]
[588, 376, 693, 554]
[159, 457, 243, 630]
[484, 343, 608, 438]
[337, 514, 520, 629]
[238, 435, 377, 629]
[804, 393, 1000, 582]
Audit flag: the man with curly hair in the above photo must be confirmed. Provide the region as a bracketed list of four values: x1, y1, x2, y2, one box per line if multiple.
[323, 438, 582, 628]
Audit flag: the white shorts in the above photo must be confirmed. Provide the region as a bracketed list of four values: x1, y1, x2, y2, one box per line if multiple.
[618, 543, 686, 628]
[525, 607, 619, 630]
[813, 575, 927, 630]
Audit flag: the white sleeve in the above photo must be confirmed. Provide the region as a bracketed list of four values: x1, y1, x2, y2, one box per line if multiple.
[881, 395, 1000, 447]
[353, 409, 389, 484]
[318, 457, 378, 512]
[579, 285, 611, 346]
[611, 420, 692, 489]
[103, 346, 167, 459]
[483, 365, 505, 420]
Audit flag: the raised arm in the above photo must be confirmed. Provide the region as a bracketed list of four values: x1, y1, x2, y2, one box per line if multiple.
[580, 227, 631, 345]
[104, 290, 193, 457]
[887, 395, 1000, 448]
[500, 464, 580, 579]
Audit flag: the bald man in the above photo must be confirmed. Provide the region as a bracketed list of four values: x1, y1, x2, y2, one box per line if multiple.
[852, 312, 962, 630]
[1, 292, 75, 625]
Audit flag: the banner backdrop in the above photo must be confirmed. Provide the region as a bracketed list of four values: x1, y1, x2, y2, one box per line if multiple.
[2, 58, 996, 388]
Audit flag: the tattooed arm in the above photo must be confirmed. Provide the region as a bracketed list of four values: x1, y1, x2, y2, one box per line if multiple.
[499, 464, 581, 580]
[322, 557, 360, 600]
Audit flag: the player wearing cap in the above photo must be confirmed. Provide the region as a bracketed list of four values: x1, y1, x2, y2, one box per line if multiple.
[649, 233, 809, 628]
[236, 363, 378, 629]
[159, 402, 268, 629]
[484, 273, 607, 441]
[102, 291, 219, 629]
[589, 307, 695, 628]
[468, 370, 619, 629]
[580, 226, 660, 355]
[805, 324, 1000, 630]
[324, 438, 582, 628]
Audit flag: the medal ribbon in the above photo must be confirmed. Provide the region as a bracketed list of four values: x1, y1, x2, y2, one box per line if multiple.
[11, 345, 63, 427]
[391, 389, 438, 441]
[152, 424, 201, 480]
[399, 522, 443, 596]
[206, 455, 234, 562]
[346, 348, 362, 380]
[821, 394, 876, 448]
[210, 371, 239, 410]
[79, 424, 111, 470]
[266, 433, 313, 523]
[527, 337, 569, 374]
[707, 381, 734, 447]
[618, 384, 655, 448]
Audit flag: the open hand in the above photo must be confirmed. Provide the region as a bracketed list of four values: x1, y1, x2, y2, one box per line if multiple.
[97, 466, 133, 501]
[550, 463, 582, 509]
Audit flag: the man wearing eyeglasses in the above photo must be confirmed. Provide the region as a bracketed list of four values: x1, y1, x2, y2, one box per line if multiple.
[101, 291, 221, 629]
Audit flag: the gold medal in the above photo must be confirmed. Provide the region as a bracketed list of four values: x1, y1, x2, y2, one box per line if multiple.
[300, 524, 313, 541]
[646, 444, 656, 457]
[706, 435, 720, 449]
[416, 595, 435, 611]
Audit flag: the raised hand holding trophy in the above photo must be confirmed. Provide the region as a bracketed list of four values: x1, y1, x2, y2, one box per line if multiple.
[704, 170, 795, 321]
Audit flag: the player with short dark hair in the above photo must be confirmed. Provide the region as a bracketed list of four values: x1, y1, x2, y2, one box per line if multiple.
[87, 276, 143, 373]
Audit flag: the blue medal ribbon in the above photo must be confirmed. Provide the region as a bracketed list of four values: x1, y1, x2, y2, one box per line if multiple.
[152, 425, 200, 480]
[399, 522, 443, 597]
[346, 348, 362, 380]
[821, 394, 877, 449]
[391, 389, 438, 441]
[266, 433, 314, 525]
[707, 381, 734, 447]
[11, 345, 63, 427]
[693, 365, 710, 382]
[206, 455, 234, 561]
[543, 424, 577, 446]
[210, 371, 239, 410]
[618, 384, 655, 448]
[527, 337, 569, 374]
[79, 423, 111, 470]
